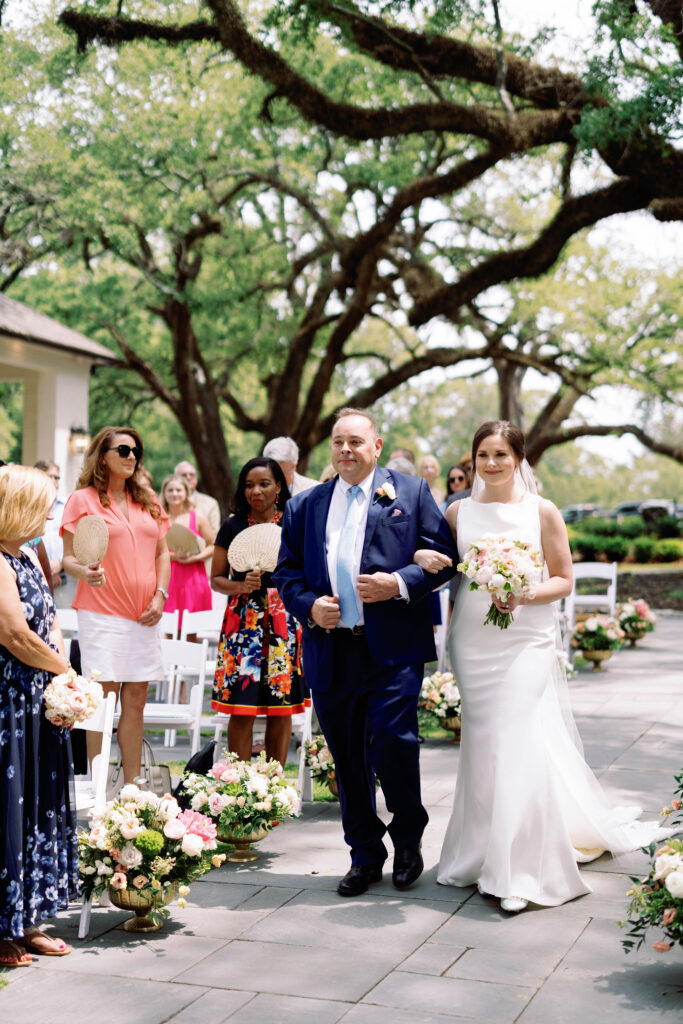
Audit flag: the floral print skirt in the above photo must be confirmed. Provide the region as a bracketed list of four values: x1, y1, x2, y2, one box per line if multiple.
[211, 589, 308, 717]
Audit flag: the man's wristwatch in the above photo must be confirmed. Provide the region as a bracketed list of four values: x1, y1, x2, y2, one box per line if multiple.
[155, 586, 169, 601]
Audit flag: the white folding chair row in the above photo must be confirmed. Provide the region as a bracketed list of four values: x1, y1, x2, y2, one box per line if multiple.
[562, 561, 618, 664]
[75, 691, 117, 939]
[124, 637, 208, 753]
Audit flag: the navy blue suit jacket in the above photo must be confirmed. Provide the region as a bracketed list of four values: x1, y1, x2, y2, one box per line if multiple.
[273, 467, 456, 691]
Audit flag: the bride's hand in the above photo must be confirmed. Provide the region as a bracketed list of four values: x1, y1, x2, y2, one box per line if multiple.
[413, 549, 453, 574]
[492, 594, 521, 613]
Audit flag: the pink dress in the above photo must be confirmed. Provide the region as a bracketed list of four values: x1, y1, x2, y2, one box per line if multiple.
[165, 510, 212, 629]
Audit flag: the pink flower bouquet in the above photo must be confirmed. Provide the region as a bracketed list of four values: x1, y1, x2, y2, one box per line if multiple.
[44, 668, 103, 728]
[458, 535, 543, 628]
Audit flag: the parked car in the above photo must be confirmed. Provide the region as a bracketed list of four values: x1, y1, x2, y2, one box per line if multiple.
[605, 500, 645, 520]
[605, 498, 679, 522]
[561, 504, 603, 524]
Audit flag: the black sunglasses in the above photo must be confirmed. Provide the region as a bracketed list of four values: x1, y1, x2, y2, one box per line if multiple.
[449, 474, 466, 483]
[108, 444, 142, 460]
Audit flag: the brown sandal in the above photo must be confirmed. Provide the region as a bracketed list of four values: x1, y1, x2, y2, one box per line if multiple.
[0, 939, 33, 967]
[22, 929, 72, 957]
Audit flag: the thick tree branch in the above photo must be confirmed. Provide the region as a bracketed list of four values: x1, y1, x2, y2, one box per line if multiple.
[104, 322, 181, 416]
[531, 423, 683, 463]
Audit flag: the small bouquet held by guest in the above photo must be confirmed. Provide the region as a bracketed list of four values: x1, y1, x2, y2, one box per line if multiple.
[78, 784, 226, 917]
[44, 667, 103, 728]
[571, 615, 625, 652]
[180, 751, 301, 839]
[458, 535, 543, 628]
[419, 671, 461, 722]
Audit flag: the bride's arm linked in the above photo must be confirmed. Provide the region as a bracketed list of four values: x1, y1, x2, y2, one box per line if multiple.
[413, 501, 459, 573]
[492, 499, 573, 614]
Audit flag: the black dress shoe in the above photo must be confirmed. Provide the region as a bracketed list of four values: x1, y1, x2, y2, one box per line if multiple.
[392, 847, 424, 890]
[337, 864, 383, 897]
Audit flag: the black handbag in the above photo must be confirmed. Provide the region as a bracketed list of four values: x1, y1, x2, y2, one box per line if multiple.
[172, 738, 217, 808]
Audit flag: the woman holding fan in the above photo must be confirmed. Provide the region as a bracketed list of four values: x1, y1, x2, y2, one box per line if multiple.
[210, 457, 307, 767]
[61, 426, 170, 784]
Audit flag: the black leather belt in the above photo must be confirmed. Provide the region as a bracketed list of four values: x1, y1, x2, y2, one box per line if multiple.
[338, 624, 365, 635]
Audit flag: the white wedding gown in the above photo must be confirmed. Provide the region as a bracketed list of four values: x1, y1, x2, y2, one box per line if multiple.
[437, 494, 674, 906]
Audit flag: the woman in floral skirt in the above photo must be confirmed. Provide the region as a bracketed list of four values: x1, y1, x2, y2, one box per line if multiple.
[210, 457, 308, 767]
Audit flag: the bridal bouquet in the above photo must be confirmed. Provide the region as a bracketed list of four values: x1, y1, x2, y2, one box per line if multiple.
[180, 751, 301, 839]
[458, 536, 543, 629]
[78, 784, 226, 912]
[44, 668, 103, 728]
[419, 671, 461, 720]
[622, 770, 683, 953]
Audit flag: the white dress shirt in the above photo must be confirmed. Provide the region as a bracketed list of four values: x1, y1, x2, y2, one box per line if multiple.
[325, 472, 407, 626]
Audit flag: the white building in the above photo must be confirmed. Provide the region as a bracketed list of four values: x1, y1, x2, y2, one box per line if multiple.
[0, 293, 118, 496]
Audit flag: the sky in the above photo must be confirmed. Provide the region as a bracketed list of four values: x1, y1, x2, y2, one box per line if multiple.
[4, 0, 682, 465]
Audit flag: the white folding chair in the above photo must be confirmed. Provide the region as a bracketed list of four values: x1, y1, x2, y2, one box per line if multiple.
[295, 704, 314, 801]
[156, 609, 180, 700]
[563, 562, 618, 664]
[179, 607, 223, 682]
[74, 691, 117, 939]
[124, 638, 207, 754]
[55, 607, 79, 636]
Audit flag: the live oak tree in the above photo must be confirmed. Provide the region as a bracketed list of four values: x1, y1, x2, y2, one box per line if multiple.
[2, 1, 682, 503]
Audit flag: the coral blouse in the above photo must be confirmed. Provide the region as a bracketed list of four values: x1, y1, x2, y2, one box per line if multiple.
[61, 487, 169, 621]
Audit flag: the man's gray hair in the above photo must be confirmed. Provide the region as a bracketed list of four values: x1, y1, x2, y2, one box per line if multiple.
[386, 456, 416, 476]
[174, 460, 196, 474]
[263, 436, 299, 464]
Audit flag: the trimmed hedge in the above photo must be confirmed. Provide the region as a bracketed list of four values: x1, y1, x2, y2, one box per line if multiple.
[569, 514, 683, 563]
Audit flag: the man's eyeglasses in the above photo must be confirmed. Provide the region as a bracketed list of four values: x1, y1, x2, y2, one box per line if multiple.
[108, 444, 142, 460]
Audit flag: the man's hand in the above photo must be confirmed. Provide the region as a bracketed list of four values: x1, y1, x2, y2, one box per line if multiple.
[358, 572, 400, 603]
[311, 594, 341, 628]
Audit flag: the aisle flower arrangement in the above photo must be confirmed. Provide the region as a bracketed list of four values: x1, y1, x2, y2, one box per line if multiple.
[44, 667, 103, 728]
[180, 751, 301, 838]
[616, 598, 657, 642]
[419, 671, 461, 721]
[78, 784, 225, 915]
[458, 536, 542, 628]
[303, 735, 337, 791]
[621, 771, 683, 953]
[571, 615, 625, 651]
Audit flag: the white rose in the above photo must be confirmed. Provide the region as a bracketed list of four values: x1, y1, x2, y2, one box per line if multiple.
[120, 815, 144, 840]
[118, 843, 144, 869]
[489, 573, 506, 590]
[120, 784, 140, 801]
[159, 796, 181, 818]
[653, 852, 683, 881]
[621, 603, 635, 617]
[474, 566, 493, 585]
[665, 869, 683, 899]
[584, 617, 599, 631]
[180, 832, 204, 858]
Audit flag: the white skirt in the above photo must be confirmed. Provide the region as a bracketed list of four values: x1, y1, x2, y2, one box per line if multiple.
[77, 609, 165, 683]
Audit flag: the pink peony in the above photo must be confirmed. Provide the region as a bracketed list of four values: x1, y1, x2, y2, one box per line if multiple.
[132, 875, 149, 890]
[634, 600, 649, 618]
[163, 818, 187, 840]
[177, 809, 218, 843]
[208, 760, 229, 779]
[110, 872, 127, 890]
[220, 767, 240, 784]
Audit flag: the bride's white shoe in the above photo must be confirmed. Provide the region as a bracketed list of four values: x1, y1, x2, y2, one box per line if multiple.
[500, 896, 528, 913]
[476, 882, 489, 897]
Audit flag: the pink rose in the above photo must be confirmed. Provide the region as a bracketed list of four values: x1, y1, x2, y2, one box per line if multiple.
[671, 800, 681, 811]
[132, 875, 149, 890]
[177, 809, 218, 843]
[220, 767, 240, 784]
[110, 872, 127, 890]
[652, 940, 672, 953]
[110, 848, 121, 860]
[662, 908, 677, 926]
[163, 819, 187, 840]
[208, 761, 229, 779]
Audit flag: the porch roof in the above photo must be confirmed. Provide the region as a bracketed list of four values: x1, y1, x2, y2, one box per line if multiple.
[0, 293, 118, 363]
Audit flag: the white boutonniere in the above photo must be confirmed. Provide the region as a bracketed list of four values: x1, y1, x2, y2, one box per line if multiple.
[373, 482, 396, 504]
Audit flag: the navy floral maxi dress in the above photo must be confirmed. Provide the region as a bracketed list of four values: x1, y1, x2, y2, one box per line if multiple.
[0, 550, 79, 940]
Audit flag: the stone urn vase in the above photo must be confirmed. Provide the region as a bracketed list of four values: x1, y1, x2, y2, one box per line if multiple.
[442, 715, 462, 742]
[581, 649, 613, 671]
[218, 824, 271, 862]
[108, 882, 179, 932]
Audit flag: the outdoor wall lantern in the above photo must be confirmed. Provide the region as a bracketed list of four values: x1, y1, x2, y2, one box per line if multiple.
[68, 426, 91, 455]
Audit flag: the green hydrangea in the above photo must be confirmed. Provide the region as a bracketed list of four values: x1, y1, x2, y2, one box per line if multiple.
[134, 828, 165, 856]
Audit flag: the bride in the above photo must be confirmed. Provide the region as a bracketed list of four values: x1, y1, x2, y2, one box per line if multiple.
[416, 420, 675, 913]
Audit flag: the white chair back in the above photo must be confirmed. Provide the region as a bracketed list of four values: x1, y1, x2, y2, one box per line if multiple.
[179, 607, 223, 644]
[160, 608, 180, 639]
[73, 691, 117, 815]
[56, 607, 79, 635]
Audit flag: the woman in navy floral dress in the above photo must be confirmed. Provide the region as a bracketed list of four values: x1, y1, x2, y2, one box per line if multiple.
[0, 465, 77, 967]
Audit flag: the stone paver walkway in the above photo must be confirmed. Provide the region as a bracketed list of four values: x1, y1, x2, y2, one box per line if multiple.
[2, 613, 682, 1022]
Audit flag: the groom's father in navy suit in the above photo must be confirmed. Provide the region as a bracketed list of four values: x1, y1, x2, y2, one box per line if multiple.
[274, 408, 455, 896]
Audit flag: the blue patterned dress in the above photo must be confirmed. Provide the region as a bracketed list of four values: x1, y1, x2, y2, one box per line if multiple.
[0, 550, 79, 939]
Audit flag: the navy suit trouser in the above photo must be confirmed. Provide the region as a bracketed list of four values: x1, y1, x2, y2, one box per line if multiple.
[312, 629, 429, 867]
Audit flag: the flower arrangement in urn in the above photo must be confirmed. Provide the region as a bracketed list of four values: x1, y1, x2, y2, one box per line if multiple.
[419, 670, 461, 721]
[571, 615, 625, 651]
[78, 784, 225, 928]
[180, 751, 301, 841]
[304, 734, 338, 795]
[617, 598, 657, 646]
[621, 771, 683, 953]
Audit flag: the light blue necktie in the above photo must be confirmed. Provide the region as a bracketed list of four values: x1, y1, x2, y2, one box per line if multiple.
[337, 484, 362, 628]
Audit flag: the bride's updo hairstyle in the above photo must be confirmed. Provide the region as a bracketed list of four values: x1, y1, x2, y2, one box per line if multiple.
[471, 420, 525, 465]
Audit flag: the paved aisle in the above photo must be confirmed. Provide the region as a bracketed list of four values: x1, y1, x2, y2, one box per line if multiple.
[3, 613, 682, 1023]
